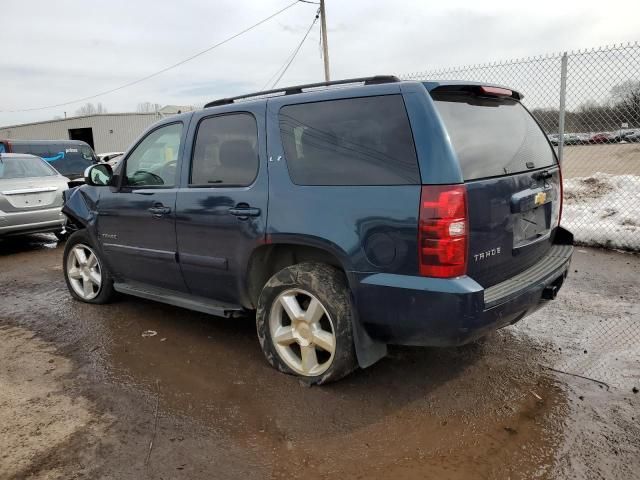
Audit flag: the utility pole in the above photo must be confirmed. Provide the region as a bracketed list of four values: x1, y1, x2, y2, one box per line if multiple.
[320, 0, 331, 82]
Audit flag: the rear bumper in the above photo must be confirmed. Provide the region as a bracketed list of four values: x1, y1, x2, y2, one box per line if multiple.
[352, 228, 573, 346]
[0, 207, 65, 236]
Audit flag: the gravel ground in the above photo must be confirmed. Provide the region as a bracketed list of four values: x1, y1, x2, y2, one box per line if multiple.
[0, 234, 638, 479]
[561, 143, 640, 179]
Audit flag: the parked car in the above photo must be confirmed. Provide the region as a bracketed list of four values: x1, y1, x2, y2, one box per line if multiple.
[0, 139, 98, 183]
[564, 133, 584, 145]
[61, 77, 573, 384]
[97, 152, 124, 163]
[547, 133, 584, 146]
[622, 130, 640, 143]
[0, 153, 68, 239]
[576, 133, 591, 144]
[589, 132, 616, 144]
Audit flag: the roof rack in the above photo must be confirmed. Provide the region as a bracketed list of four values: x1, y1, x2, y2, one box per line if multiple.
[204, 75, 400, 108]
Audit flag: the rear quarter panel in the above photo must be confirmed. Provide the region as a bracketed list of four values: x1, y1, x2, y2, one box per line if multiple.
[265, 84, 429, 276]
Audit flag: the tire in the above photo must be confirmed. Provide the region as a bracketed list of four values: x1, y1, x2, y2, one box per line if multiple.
[63, 229, 114, 304]
[256, 262, 357, 385]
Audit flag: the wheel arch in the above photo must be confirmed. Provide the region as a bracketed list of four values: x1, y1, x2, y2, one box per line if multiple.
[246, 237, 387, 369]
[246, 238, 351, 308]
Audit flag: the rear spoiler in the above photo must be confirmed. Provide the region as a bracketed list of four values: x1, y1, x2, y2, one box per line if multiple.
[426, 82, 523, 101]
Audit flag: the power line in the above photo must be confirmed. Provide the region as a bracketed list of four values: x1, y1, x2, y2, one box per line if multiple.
[3, 1, 309, 113]
[262, 8, 320, 90]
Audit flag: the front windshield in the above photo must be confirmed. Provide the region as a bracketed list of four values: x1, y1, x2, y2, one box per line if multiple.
[0, 156, 57, 179]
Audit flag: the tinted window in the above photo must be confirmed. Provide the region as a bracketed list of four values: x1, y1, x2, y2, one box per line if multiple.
[191, 114, 259, 187]
[0, 156, 57, 179]
[10, 142, 95, 176]
[279, 95, 420, 185]
[432, 93, 556, 180]
[125, 123, 182, 187]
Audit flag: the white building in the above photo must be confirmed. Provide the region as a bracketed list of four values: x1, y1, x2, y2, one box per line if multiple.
[0, 112, 163, 154]
[158, 105, 195, 115]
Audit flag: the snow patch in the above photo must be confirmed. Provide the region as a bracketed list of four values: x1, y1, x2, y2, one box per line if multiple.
[562, 173, 640, 251]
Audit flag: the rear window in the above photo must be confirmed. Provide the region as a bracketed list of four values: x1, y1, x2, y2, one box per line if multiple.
[432, 93, 556, 180]
[0, 156, 57, 179]
[279, 95, 420, 186]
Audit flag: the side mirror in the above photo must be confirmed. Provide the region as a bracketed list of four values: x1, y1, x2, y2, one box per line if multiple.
[84, 163, 113, 186]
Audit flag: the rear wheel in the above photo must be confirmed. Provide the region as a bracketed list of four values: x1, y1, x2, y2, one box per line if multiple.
[63, 230, 114, 304]
[256, 263, 357, 384]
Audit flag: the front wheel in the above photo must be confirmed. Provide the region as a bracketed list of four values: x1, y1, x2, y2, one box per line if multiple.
[256, 263, 357, 385]
[63, 230, 114, 304]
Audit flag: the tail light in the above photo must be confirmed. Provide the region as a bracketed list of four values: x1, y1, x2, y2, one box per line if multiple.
[419, 185, 468, 278]
[558, 167, 564, 226]
[478, 86, 513, 97]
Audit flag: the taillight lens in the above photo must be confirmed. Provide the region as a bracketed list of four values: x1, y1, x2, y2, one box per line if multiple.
[419, 185, 468, 278]
[558, 167, 564, 226]
[479, 86, 513, 97]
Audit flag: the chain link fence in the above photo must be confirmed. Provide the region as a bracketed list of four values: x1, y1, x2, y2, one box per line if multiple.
[403, 44, 639, 390]
[402, 42, 640, 252]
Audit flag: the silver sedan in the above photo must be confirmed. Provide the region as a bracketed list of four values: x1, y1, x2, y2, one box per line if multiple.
[0, 153, 69, 239]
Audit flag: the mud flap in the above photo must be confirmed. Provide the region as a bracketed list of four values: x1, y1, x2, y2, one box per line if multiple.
[351, 310, 387, 368]
[554, 225, 574, 246]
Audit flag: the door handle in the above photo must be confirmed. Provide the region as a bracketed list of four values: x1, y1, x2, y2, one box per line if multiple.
[228, 206, 261, 219]
[148, 204, 171, 217]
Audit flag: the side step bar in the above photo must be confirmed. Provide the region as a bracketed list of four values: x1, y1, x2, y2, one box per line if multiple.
[114, 282, 245, 318]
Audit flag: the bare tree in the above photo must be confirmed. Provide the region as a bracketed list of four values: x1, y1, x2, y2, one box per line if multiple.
[137, 102, 161, 113]
[611, 80, 640, 126]
[75, 102, 107, 115]
[531, 107, 560, 133]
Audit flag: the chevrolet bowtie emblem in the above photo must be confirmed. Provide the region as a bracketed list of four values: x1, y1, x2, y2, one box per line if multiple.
[534, 191, 547, 206]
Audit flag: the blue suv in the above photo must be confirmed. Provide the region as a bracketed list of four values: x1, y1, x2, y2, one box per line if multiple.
[62, 76, 573, 384]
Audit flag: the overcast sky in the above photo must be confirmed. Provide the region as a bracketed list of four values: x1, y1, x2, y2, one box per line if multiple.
[1, 0, 639, 126]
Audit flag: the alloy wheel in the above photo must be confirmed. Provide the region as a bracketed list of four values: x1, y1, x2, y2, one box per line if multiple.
[269, 288, 336, 376]
[66, 244, 102, 300]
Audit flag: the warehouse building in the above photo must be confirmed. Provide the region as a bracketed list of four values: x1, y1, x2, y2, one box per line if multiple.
[0, 112, 164, 154]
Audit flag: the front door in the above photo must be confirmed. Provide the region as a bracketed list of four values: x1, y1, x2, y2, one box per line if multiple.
[96, 121, 188, 292]
[175, 106, 268, 305]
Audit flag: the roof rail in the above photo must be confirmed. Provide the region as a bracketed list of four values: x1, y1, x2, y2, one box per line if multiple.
[204, 75, 400, 108]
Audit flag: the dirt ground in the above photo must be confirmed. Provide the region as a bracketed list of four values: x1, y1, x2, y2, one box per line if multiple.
[561, 142, 640, 178]
[0, 235, 638, 479]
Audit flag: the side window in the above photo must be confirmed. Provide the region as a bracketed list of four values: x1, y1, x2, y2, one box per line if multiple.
[278, 95, 420, 186]
[11, 143, 40, 155]
[190, 113, 259, 187]
[125, 123, 183, 187]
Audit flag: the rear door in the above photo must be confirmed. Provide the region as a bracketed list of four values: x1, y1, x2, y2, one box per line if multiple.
[175, 105, 268, 305]
[431, 89, 561, 287]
